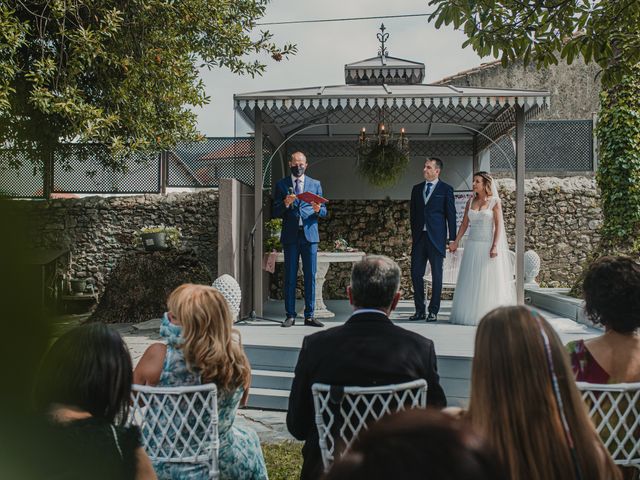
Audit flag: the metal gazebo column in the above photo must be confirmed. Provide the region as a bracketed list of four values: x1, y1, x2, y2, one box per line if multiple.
[253, 109, 264, 316]
[515, 105, 526, 304]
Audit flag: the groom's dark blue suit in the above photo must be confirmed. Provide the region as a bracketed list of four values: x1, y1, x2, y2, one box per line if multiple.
[410, 180, 457, 316]
[273, 175, 327, 319]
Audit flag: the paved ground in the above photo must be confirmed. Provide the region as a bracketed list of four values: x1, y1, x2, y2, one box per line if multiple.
[112, 319, 296, 445]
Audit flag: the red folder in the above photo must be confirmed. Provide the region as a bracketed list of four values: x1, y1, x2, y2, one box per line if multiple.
[296, 191, 328, 204]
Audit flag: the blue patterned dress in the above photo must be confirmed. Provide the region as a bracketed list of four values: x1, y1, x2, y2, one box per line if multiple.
[153, 314, 268, 480]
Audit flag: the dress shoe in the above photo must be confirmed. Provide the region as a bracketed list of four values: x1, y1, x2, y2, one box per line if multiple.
[409, 312, 427, 321]
[426, 312, 438, 323]
[281, 317, 295, 328]
[304, 317, 324, 327]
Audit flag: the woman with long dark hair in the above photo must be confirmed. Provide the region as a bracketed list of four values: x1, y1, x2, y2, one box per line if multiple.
[35, 323, 156, 480]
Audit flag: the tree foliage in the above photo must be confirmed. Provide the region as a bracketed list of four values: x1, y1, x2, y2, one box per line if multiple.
[428, 0, 639, 88]
[0, 1, 295, 169]
[428, 0, 640, 255]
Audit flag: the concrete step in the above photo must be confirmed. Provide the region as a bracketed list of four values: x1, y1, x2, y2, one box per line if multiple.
[247, 387, 290, 410]
[244, 343, 473, 411]
[245, 344, 300, 372]
[251, 369, 294, 390]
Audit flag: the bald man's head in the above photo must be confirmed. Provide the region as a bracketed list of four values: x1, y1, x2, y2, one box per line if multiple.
[290, 151, 308, 177]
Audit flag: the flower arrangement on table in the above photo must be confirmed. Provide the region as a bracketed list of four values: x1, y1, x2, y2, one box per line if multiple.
[319, 237, 356, 252]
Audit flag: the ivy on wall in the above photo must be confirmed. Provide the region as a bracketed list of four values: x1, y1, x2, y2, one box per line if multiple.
[596, 65, 640, 253]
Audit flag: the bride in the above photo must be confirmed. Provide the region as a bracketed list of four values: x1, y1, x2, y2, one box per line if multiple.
[449, 172, 516, 326]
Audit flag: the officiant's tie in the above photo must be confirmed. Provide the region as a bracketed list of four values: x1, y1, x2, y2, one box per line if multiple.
[295, 179, 303, 226]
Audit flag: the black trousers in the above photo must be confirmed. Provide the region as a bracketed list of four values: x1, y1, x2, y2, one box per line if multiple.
[411, 232, 444, 315]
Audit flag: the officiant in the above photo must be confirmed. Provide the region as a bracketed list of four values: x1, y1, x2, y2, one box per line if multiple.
[272, 151, 328, 328]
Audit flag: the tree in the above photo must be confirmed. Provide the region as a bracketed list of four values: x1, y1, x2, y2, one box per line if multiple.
[0, 1, 295, 172]
[428, 0, 640, 255]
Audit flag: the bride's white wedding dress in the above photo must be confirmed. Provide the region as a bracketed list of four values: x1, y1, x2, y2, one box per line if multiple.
[450, 198, 516, 326]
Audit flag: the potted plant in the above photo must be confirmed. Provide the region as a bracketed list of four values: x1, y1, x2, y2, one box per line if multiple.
[264, 218, 282, 252]
[136, 225, 182, 252]
[69, 278, 87, 294]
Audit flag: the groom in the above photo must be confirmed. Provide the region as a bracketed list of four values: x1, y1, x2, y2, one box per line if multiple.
[409, 157, 457, 322]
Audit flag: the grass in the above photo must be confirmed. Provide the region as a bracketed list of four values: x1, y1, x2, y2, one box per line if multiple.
[263, 441, 303, 479]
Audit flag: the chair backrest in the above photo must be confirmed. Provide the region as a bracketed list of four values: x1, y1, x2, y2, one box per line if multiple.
[577, 382, 640, 470]
[129, 383, 220, 479]
[312, 379, 428, 472]
[426, 249, 464, 285]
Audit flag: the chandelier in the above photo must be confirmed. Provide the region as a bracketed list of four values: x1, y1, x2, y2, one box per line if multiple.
[356, 117, 410, 187]
[357, 121, 409, 159]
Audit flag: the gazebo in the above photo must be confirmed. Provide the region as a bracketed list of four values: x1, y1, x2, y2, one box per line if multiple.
[234, 27, 550, 315]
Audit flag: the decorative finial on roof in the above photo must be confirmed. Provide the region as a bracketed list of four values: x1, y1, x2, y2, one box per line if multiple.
[377, 23, 389, 59]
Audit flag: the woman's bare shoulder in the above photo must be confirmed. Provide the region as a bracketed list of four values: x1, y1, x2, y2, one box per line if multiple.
[133, 343, 167, 385]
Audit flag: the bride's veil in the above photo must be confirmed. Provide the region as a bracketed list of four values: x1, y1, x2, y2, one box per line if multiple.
[490, 177, 516, 291]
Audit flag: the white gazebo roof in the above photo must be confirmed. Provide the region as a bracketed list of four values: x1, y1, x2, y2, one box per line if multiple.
[235, 83, 550, 149]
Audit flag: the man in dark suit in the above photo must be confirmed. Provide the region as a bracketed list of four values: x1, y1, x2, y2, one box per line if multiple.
[409, 157, 457, 322]
[287, 255, 447, 479]
[272, 151, 327, 328]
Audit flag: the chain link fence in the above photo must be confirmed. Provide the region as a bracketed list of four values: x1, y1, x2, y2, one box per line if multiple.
[0, 138, 272, 198]
[490, 120, 594, 172]
[167, 137, 272, 188]
[0, 123, 592, 197]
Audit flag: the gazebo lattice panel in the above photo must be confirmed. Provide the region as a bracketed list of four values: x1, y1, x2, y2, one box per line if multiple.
[285, 140, 473, 159]
[257, 103, 518, 141]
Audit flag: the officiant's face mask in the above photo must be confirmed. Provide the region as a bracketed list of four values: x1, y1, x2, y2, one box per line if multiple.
[290, 164, 306, 177]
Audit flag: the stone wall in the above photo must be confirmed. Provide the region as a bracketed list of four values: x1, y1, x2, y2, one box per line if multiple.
[269, 176, 601, 300]
[16, 190, 219, 297]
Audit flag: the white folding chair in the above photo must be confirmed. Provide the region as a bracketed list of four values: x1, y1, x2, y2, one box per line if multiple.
[129, 383, 220, 479]
[424, 248, 464, 297]
[312, 379, 428, 472]
[577, 382, 640, 471]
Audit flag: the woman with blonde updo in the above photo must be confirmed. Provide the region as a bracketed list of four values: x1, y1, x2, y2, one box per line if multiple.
[134, 284, 267, 480]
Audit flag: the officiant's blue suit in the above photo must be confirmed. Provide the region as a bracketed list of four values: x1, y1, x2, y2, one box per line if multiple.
[273, 175, 327, 319]
[410, 180, 457, 315]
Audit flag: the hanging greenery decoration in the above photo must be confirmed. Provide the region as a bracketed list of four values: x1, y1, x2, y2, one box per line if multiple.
[356, 142, 410, 187]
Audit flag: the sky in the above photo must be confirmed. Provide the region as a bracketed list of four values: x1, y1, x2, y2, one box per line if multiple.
[193, 0, 490, 137]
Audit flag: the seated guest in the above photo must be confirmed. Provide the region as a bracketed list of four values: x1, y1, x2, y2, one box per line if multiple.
[567, 256, 640, 382]
[35, 323, 156, 480]
[468, 306, 620, 480]
[287, 255, 447, 480]
[134, 284, 267, 480]
[323, 409, 505, 480]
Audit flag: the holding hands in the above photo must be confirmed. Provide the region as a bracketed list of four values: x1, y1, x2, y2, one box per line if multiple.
[448, 240, 458, 253]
